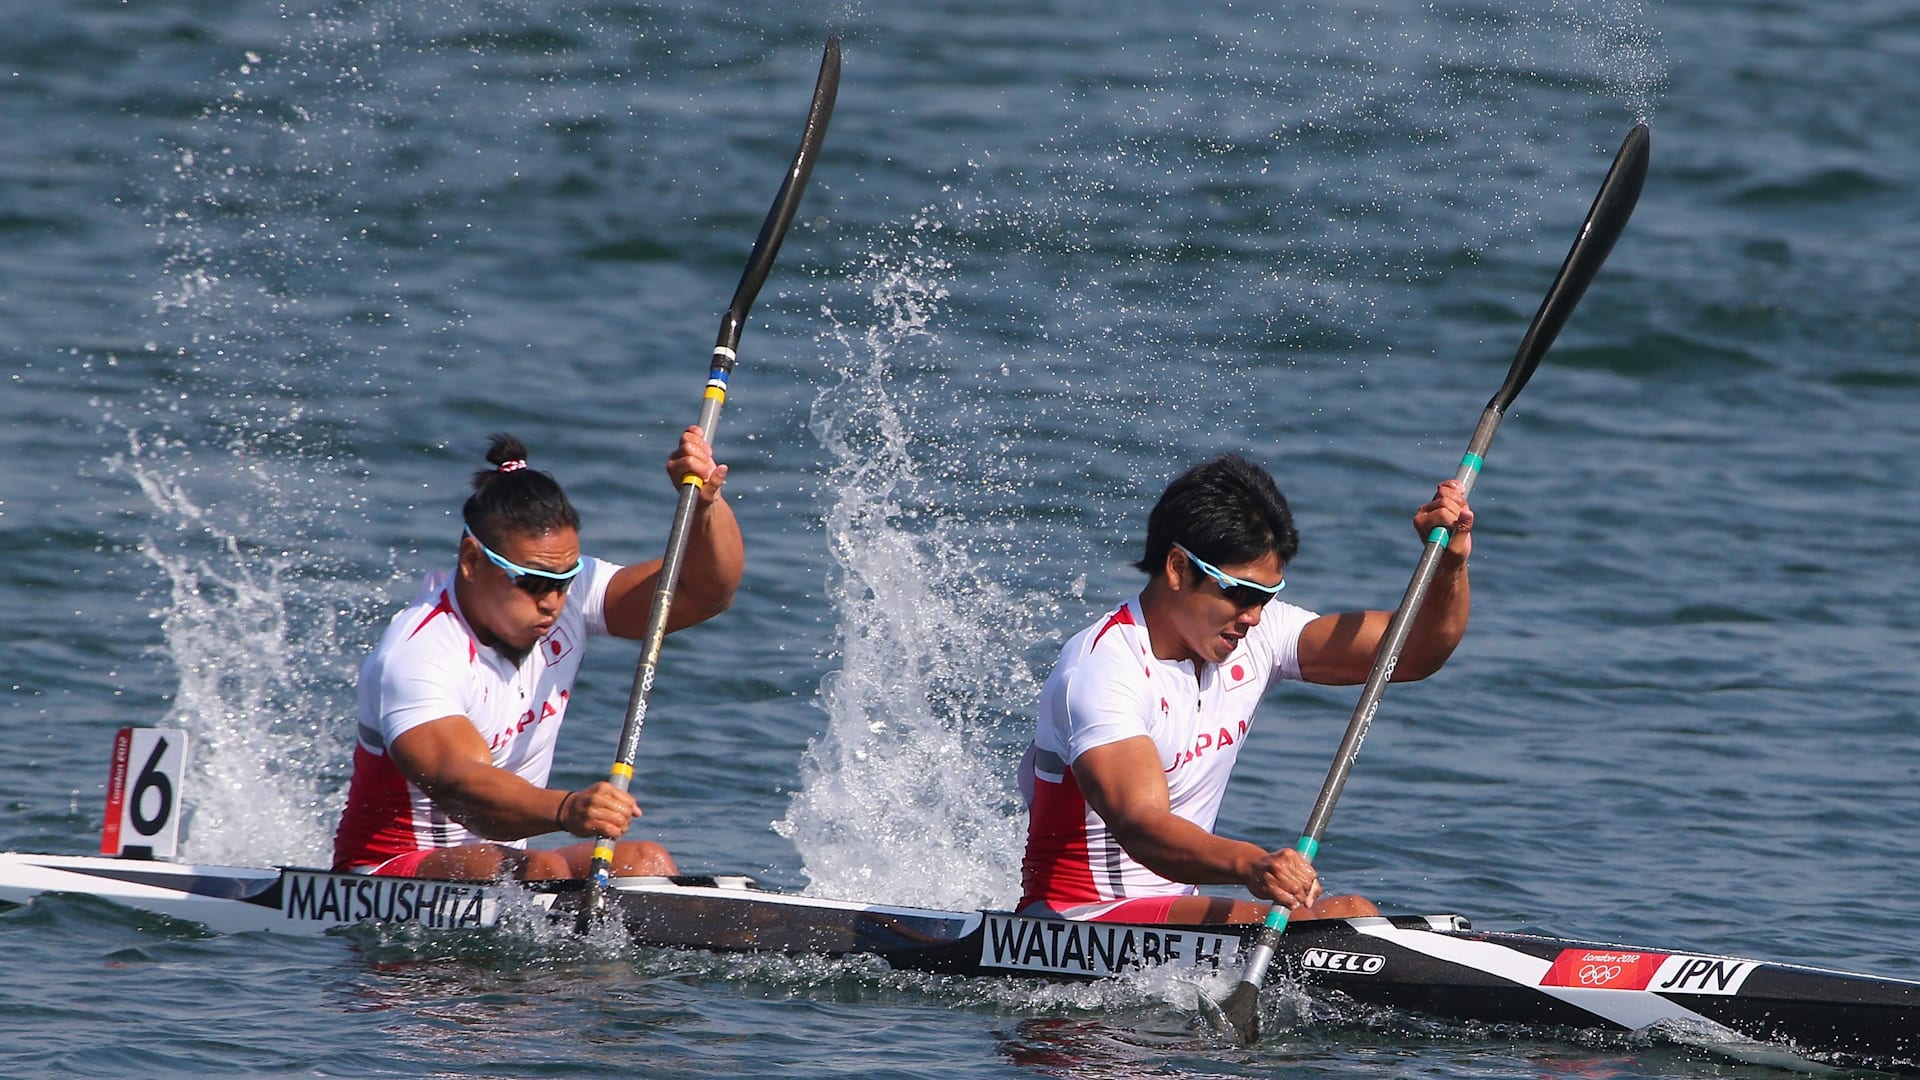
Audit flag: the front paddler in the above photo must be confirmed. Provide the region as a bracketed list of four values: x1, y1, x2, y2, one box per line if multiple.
[1017, 453, 1472, 924]
[331, 430, 742, 879]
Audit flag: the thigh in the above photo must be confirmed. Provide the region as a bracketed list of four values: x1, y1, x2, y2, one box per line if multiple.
[377, 844, 517, 879]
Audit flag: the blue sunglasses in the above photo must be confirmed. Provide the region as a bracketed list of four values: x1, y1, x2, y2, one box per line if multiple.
[1173, 542, 1285, 608]
[464, 527, 583, 597]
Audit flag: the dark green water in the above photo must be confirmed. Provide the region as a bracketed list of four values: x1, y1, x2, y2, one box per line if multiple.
[2, 1, 1916, 1076]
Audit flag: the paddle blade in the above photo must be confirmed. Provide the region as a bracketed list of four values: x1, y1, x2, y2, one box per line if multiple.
[1215, 978, 1263, 1045]
[715, 35, 841, 359]
[1210, 918, 1287, 1044]
[1490, 122, 1650, 412]
[572, 879, 606, 934]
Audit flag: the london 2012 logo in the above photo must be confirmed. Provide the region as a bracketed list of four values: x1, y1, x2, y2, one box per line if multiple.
[1577, 962, 1624, 985]
[1543, 950, 1665, 990]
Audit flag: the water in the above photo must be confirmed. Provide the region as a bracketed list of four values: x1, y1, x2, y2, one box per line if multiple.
[4, 0, 1918, 1075]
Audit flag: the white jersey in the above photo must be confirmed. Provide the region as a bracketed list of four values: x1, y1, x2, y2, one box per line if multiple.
[331, 558, 618, 869]
[1017, 594, 1318, 909]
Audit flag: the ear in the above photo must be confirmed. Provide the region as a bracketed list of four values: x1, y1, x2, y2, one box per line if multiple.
[1162, 546, 1188, 592]
[456, 533, 483, 581]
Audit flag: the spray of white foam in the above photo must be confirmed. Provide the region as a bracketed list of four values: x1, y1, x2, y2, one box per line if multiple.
[1556, 0, 1667, 125]
[104, 435, 359, 865]
[773, 240, 1064, 910]
[108, 6, 455, 865]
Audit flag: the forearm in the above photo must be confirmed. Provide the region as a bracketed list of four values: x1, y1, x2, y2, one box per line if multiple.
[1111, 813, 1268, 887]
[666, 496, 744, 629]
[1394, 551, 1469, 680]
[426, 766, 569, 842]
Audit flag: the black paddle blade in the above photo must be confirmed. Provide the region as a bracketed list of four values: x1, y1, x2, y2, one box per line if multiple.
[1489, 122, 1650, 412]
[714, 35, 841, 363]
[1215, 979, 1262, 1045]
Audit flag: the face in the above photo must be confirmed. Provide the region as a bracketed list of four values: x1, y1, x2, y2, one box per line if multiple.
[1162, 546, 1285, 665]
[457, 526, 582, 653]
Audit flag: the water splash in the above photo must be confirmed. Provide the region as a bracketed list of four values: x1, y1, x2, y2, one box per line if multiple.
[105, 435, 357, 866]
[1559, 0, 1667, 125]
[106, 7, 437, 865]
[774, 238, 1061, 910]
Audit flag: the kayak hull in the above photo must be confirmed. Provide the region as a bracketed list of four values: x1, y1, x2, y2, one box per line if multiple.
[4, 851, 1915, 1067]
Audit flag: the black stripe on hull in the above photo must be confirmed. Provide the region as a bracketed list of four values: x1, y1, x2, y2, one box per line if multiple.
[31, 861, 282, 906]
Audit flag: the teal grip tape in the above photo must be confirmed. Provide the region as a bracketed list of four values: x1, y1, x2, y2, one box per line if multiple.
[1459, 451, 1484, 474]
[1295, 836, 1319, 860]
[1427, 525, 1452, 545]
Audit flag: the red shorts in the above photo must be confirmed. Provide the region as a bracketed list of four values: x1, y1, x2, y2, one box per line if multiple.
[358, 848, 440, 877]
[1018, 895, 1183, 923]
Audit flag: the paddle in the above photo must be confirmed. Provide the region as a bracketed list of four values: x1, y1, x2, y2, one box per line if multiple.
[1213, 122, 1650, 1043]
[575, 37, 841, 931]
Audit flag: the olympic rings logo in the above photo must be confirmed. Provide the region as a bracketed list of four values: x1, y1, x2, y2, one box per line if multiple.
[1578, 964, 1624, 985]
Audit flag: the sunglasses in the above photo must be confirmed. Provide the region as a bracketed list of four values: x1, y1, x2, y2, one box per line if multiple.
[1173, 542, 1285, 608]
[464, 527, 583, 597]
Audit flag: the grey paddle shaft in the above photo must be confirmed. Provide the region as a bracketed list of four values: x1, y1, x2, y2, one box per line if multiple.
[611, 384, 725, 774]
[1301, 393, 1503, 842]
[1217, 123, 1649, 1044]
[1300, 448, 1477, 841]
[578, 38, 839, 929]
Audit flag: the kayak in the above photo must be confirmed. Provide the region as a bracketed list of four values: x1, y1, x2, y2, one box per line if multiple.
[4, 850, 1916, 1069]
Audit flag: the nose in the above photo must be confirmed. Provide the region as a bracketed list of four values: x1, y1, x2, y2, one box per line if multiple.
[536, 590, 566, 617]
[1236, 602, 1263, 627]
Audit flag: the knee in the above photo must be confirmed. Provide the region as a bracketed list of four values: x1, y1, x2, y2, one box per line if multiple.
[516, 848, 573, 881]
[614, 841, 676, 877]
[1301, 894, 1379, 920]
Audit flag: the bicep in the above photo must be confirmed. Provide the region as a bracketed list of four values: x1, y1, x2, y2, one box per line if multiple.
[388, 715, 494, 795]
[1295, 609, 1392, 685]
[1070, 737, 1171, 833]
[603, 558, 689, 639]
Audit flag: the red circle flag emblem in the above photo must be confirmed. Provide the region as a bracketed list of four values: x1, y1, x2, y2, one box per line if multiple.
[1230, 664, 1245, 681]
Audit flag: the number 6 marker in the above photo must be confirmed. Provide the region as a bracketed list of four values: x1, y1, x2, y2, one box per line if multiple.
[101, 727, 188, 860]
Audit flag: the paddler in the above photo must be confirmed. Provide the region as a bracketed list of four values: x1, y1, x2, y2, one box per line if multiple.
[1017, 453, 1472, 924]
[331, 430, 742, 878]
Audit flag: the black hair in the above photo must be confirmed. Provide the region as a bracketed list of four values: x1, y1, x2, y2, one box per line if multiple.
[1133, 453, 1299, 577]
[460, 433, 581, 545]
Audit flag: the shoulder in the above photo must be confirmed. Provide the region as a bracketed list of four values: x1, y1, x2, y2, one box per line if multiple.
[1244, 599, 1320, 678]
[577, 555, 619, 599]
[366, 578, 475, 683]
[1044, 602, 1156, 731]
[1251, 600, 1319, 643]
[563, 555, 621, 635]
[377, 573, 469, 653]
[359, 580, 486, 740]
[1047, 602, 1153, 705]
[1062, 599, 1148, 667]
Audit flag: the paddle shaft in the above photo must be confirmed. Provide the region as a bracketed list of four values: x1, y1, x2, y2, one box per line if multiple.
[578, 39, 839, 925]
[1219, 123, 1649, 1042]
